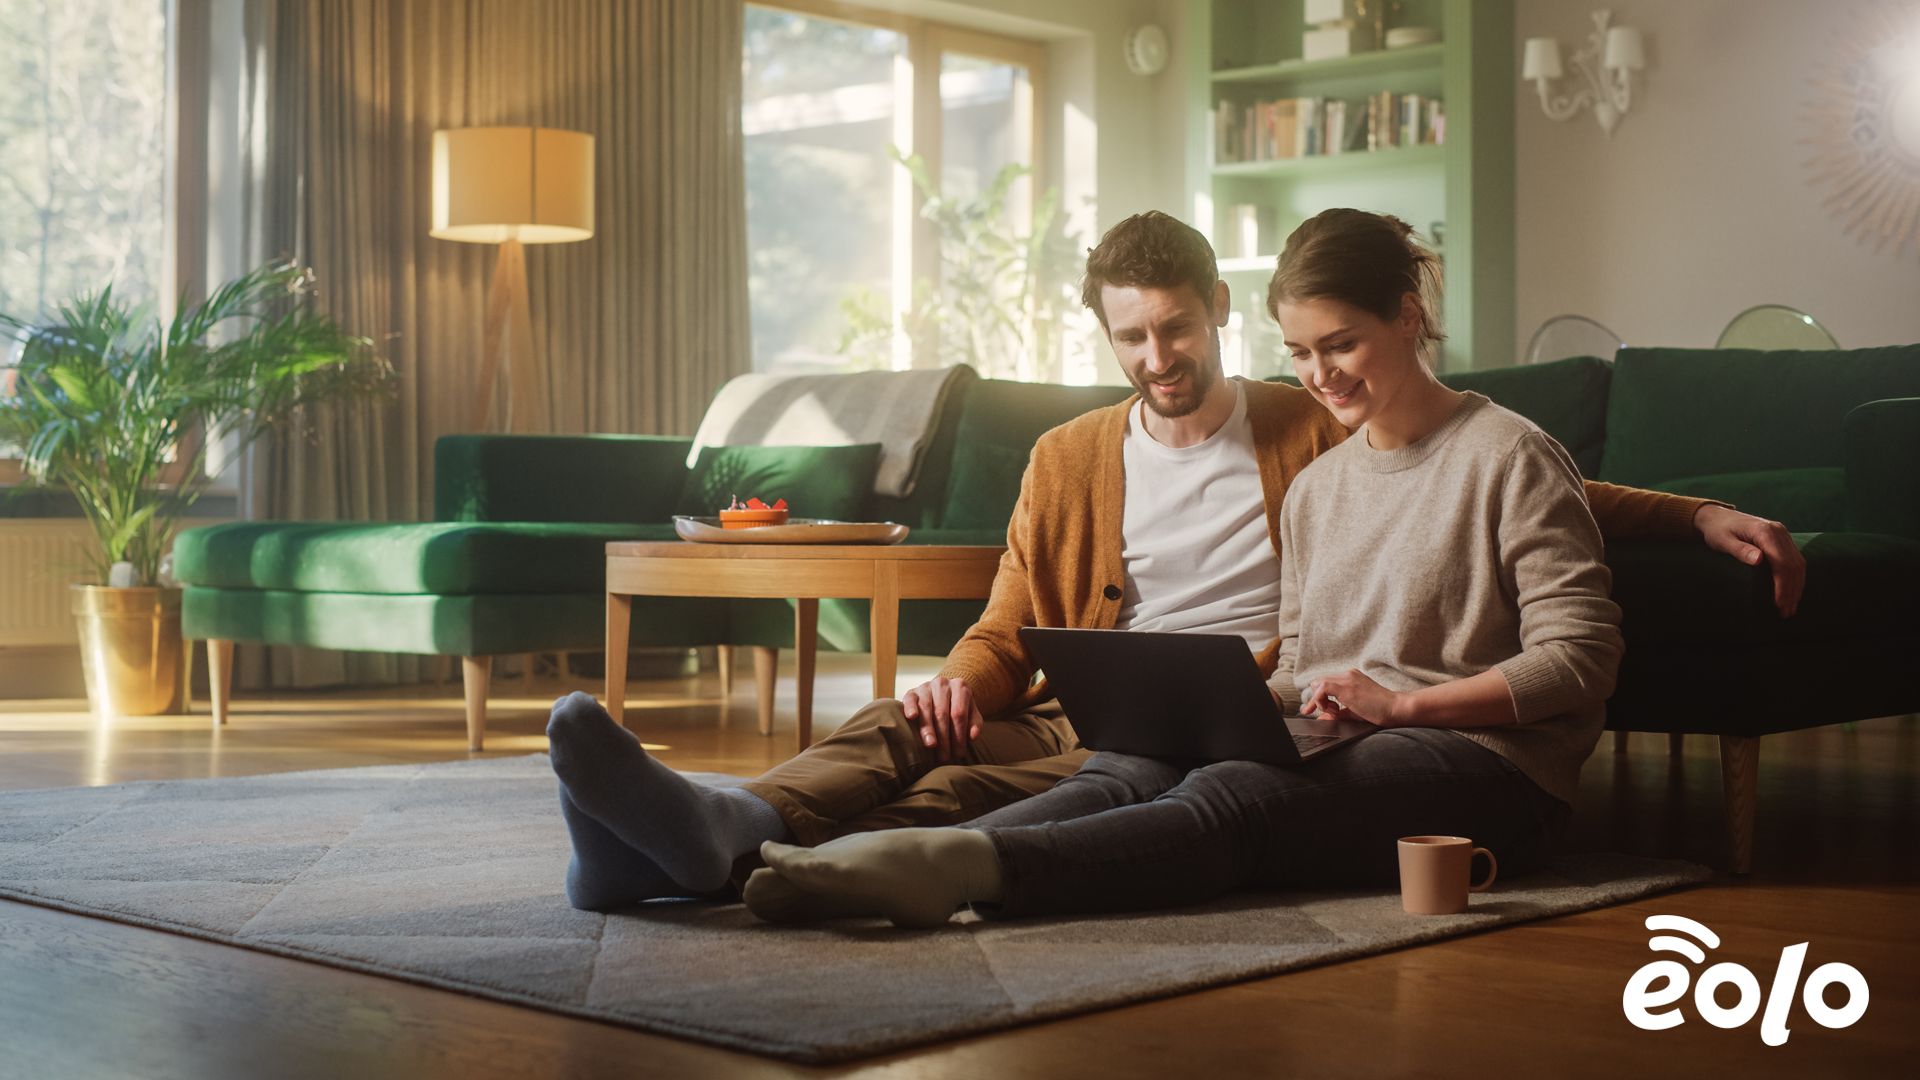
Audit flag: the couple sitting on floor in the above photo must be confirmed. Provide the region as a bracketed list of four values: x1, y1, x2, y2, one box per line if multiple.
[546, 208, 1804, 927]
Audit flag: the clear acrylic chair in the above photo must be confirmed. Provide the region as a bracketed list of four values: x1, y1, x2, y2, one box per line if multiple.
[1715, 305, 1840, 350]
[1523, 315, 1624, 365]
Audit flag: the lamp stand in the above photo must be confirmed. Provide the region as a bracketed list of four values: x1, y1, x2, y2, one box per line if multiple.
[471, 238, 550, 432]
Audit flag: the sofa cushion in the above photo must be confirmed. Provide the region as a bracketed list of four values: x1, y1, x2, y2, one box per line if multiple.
[1438, 356, 1613, 478]
[174, 521, 678, 595]
[435, 434, 694, 524]
[1606, 531, 1920, 647]
[1648, 467, 1846, 533]
[674, 443, 883, 521]
[1599, 344, 1920, 489]
[941, 379, 1133, 530]
[1272, 355, 1614, 477]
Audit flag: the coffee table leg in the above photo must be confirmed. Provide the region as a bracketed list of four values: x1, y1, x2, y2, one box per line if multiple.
[606, 591, 631, 728]
[754, 647, 778, 735]
[870, 561, 899, 702]
[795, 598, 818, 750]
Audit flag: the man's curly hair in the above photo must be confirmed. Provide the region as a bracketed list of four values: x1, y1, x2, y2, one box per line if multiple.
[1079, 210, 1219, 327]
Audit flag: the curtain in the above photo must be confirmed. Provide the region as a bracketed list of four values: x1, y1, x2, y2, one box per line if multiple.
[234, 0, 749, 689]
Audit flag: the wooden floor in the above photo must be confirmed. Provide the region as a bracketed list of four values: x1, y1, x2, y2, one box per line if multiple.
[1, 654, 1913, 1079]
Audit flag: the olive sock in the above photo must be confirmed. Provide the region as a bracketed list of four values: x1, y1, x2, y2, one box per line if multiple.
[756, 828, 1004, 929]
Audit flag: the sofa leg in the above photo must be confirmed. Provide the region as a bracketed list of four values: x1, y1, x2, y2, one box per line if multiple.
[1719, 735, 1760, 875]
[1612, 731, 1628, 754]
[462, 656, 491, 752]
[753, 646, 778, 736]
[1669, 733, 1685, 757]
[717, 644, 735, 699]
[208, 640, 234, 728]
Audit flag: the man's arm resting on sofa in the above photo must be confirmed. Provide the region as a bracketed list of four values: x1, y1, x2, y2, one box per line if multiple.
[1582, 479, 1804, 618]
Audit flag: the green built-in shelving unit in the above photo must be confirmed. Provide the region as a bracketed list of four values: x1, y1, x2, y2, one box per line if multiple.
[1184, 0, 1514, 372]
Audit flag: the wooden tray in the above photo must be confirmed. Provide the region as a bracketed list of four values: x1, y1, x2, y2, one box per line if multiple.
[672, 516, 910, 545]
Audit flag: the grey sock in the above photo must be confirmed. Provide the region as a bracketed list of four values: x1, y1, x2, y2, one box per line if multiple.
[758, 828, 1005, 929]
[546, 691, 787, 892]
[557, 783, 704, 911]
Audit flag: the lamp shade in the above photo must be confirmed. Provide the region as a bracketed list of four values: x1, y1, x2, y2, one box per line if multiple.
[1522, 37, 1563, 81]
[431, 127, 594, 244]
[1603, 27, 1644, 71]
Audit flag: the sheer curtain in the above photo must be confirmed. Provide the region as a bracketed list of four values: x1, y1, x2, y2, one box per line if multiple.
[233, 0, 748, 688]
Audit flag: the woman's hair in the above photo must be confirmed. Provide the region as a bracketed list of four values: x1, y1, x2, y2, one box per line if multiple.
[1266, 208, 1445, 359]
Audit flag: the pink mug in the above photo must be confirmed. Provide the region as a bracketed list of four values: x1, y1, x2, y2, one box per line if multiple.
[1397, 835, 1497, 915]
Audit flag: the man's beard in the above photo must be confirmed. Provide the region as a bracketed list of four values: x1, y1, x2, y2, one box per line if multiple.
[1128, 326, 1224, 419]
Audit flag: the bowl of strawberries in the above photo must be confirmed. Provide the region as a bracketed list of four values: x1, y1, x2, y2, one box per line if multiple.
[717, 496, 788, 529]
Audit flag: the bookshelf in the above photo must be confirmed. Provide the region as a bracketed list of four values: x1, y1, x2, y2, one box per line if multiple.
[1184, 0, 1515, 373]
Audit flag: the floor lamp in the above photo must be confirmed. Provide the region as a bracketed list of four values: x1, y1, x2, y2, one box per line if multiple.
[430, 127, 595, 433]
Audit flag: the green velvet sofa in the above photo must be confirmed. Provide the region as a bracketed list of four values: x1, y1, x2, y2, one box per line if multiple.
[175, 377, 1131, 747]
[177, 345, 1920, 872]
[1285, 346, 1920, 872]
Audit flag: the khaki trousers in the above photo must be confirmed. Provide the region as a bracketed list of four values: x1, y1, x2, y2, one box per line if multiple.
[739, 698, 1090, 848]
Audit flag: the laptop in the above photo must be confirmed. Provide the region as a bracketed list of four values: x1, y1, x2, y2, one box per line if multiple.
[1017, 627, 1377, 764]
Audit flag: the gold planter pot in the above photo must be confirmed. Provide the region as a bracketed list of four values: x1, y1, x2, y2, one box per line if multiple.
[72, 585, 188, 716]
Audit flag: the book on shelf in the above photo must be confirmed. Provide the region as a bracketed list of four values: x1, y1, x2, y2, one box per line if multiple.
[1214, 96, 1349, 164]
[1213, 93, 1437, 164]
[1399, 93, 1424, 146]
[1365, 91, 1445, 152]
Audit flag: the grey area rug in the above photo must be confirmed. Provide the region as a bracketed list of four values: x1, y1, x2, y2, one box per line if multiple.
[0, 755, 1708, 1064]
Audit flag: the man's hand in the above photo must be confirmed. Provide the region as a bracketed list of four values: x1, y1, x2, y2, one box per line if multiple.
[1694, 503, 1805, 617]
[1300, 669, 1403, 727]
[900, 676, 984, 764]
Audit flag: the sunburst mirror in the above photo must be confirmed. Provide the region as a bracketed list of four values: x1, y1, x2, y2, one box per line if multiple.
[1804, 2, 1920, 257]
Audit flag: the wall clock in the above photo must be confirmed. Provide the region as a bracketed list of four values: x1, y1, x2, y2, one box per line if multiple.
[1125, 25, 1169, 77]
[1804, 2, 1920, 257]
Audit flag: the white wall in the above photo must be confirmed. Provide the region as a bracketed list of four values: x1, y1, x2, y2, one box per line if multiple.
[1516, 0, 1920, 357]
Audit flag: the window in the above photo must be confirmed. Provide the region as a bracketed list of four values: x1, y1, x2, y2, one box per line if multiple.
[0, 0, 167, 322]
[742, 7, 904, 374]
[0, 0, 167, 473]
[744, 2, 1055, 378]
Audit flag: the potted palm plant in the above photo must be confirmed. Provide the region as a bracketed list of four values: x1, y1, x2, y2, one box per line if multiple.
[0, 262, 391, 714]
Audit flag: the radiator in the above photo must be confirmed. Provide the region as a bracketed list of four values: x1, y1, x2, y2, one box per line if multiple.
[0, 519, 224, 646]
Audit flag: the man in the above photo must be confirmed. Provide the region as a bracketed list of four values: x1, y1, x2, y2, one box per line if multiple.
[544, 211, 1804, 908]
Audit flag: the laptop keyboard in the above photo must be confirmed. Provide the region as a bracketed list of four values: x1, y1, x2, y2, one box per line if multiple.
[1292, 732, 1343, 754]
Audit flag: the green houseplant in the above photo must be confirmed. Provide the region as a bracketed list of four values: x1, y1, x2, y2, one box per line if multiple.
[839, 150, 1086, 382]
[0, 261, 390, 713]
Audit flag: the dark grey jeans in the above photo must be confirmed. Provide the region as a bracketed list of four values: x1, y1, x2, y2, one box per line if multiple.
[966, 727, 1571, 919]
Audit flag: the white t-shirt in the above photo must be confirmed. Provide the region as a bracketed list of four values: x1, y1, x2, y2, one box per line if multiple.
[1116, 379, 1282, 651]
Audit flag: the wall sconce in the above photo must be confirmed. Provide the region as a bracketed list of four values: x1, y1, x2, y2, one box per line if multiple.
[1522, 9, 1644, 136]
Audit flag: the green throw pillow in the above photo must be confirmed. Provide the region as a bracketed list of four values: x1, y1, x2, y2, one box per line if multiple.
[674, 443, 883, 521]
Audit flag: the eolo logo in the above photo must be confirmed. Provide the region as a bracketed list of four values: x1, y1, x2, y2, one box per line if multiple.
[1623, 916, 1869, 1043]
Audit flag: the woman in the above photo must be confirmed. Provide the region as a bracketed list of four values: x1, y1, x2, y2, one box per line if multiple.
[742, 209, 1624, 928]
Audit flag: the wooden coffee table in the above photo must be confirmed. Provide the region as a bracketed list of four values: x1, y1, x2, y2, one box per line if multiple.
[604, 541, 1006, 749]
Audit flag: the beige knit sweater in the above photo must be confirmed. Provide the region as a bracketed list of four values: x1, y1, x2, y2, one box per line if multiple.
[1270, 393, 1624, 804]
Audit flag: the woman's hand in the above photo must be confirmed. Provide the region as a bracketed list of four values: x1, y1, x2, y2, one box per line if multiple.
[900, 676, 984, 763]
[1300, 669, 1404, 727]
